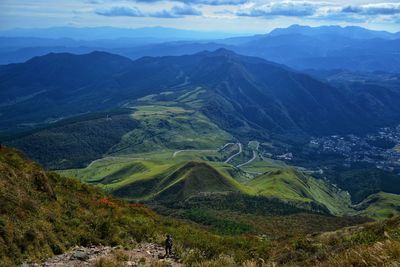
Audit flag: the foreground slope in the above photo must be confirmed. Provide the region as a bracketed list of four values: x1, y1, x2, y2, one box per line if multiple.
[0, 146, 269, 266]
[0, 146, 155, 264]
[3, 146, 400, 266]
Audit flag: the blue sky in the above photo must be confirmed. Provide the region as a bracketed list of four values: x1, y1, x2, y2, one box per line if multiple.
[1, 0, 399, 33]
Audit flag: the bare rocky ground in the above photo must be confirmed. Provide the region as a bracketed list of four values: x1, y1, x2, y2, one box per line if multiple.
[23, 243, 183, 267]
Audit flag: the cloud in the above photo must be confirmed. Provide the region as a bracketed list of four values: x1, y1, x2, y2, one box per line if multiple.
[135, 0, 248, 5]
[171, 5, 202, 16]
[151, 6, 202, 18]
[341, 3, 400, 15]
[237, 1, 317, 18]
[96, 6, 144, 17]
[95, 5, 202, 18]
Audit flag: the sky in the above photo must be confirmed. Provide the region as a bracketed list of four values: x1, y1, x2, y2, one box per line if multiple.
[0, 0, 399, 33]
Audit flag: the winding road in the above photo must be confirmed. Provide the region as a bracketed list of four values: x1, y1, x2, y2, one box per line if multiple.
[224, 143, 242, 163]
[236, 150, 257, 168]
[172, 142, 237, 158]
[172, 149, 215, 158]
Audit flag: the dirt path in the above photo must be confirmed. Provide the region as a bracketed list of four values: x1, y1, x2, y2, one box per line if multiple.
[87, 156, 148, 168]
[26, 243, 182, 267]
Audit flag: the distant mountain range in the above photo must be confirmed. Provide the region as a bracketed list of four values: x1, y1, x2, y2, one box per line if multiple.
[2, 49, 400, 140]
[0, 26, 244, 41]
[1, 25, 399, 73]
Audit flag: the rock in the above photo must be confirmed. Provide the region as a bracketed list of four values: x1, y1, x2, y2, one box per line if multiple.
[73, 251, 89, 261]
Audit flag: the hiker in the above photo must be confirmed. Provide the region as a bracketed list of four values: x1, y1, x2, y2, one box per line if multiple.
[165, 234, 173, 257]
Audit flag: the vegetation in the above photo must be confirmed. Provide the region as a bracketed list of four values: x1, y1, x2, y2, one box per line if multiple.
[353, 192, 400, 220]
[246, 168, 352, 215]
[109, 105, 232, 154]
[61, 151, 353, 216]
[6, 112, 138, 169]
[2, 147, 400, 267]
[332, 167, 400, 203]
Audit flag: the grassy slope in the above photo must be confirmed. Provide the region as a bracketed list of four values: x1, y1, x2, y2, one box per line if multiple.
[153, 161, 244, 201]
[109, 102, 232, 155]
[1, 146, 279, 266]
[4, 88, 233, 170]
[61, 149, 351, 216]
[5, 113, 138, 169]
[353, 192, 400, 219]
[246, 168, 352, 215]
[4, 146, 400, 267]
[0, 147, 156, 265]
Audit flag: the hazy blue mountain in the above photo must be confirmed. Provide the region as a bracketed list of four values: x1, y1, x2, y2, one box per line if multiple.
[195, 33, 400, 73]
[1, 25, 399, 72]
[0, 26, 244, 41]
[269, 24, 400, 40]
[0, 46, 99, 65]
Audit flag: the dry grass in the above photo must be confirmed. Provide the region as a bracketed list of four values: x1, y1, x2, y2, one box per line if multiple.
[316, 240, 400, 267]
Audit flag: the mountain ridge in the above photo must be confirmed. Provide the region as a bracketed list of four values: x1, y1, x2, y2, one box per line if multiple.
[2, 49, 400, 139]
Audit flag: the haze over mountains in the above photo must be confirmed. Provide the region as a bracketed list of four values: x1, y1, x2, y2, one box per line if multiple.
[1, 24, 400, 72]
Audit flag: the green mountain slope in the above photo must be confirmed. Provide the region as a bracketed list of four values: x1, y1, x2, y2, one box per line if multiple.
[62, 150, 353, 216]
[3, 146, 400, 267]
[246, 168, 352, 215]
[353, 192, 400, 219]
[0, 146, 157, 265]
[109, 105, 232, 155]
[6, 111, 138, 169]
[154, 161, 242, 201]
[110, 161, 242, 201]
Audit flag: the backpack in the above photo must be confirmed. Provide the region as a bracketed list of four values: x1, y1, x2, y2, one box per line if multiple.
[166, 237, 173, 247]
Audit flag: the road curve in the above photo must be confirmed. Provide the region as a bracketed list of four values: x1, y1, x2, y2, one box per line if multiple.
[236, 150, 257, 168]
[224, 143, 242, 163]
[172, 142, 236, 158]
[172, 149, 215, 158]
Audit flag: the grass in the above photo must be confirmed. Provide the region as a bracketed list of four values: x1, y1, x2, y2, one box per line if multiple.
[246, 168, 353, 215]
[5, 113, 138, 169]
[61, 150, 352, 216]
[109, 105, 233, 155]
[0, 147, 274, 266]
[352, 192, 400, 220]
[4, 146, 400, 267]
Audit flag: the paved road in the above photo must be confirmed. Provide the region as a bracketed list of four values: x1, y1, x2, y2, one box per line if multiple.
[217, 142, 235, 152]
[236, 150, 257, 168]
[224, 143, 242, 163]
[172, 149, 215, 158]
[172, 142, 236, 158]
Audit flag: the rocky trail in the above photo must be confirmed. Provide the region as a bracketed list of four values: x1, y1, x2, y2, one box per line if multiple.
[24, 243, 182, 267]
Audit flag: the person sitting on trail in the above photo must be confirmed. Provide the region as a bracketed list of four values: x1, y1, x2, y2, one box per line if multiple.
[165, 234, 173, 257]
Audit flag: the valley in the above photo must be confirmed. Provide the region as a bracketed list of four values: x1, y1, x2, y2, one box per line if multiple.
[1, 23, 400, 266]
[3, 56, 400, 224]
